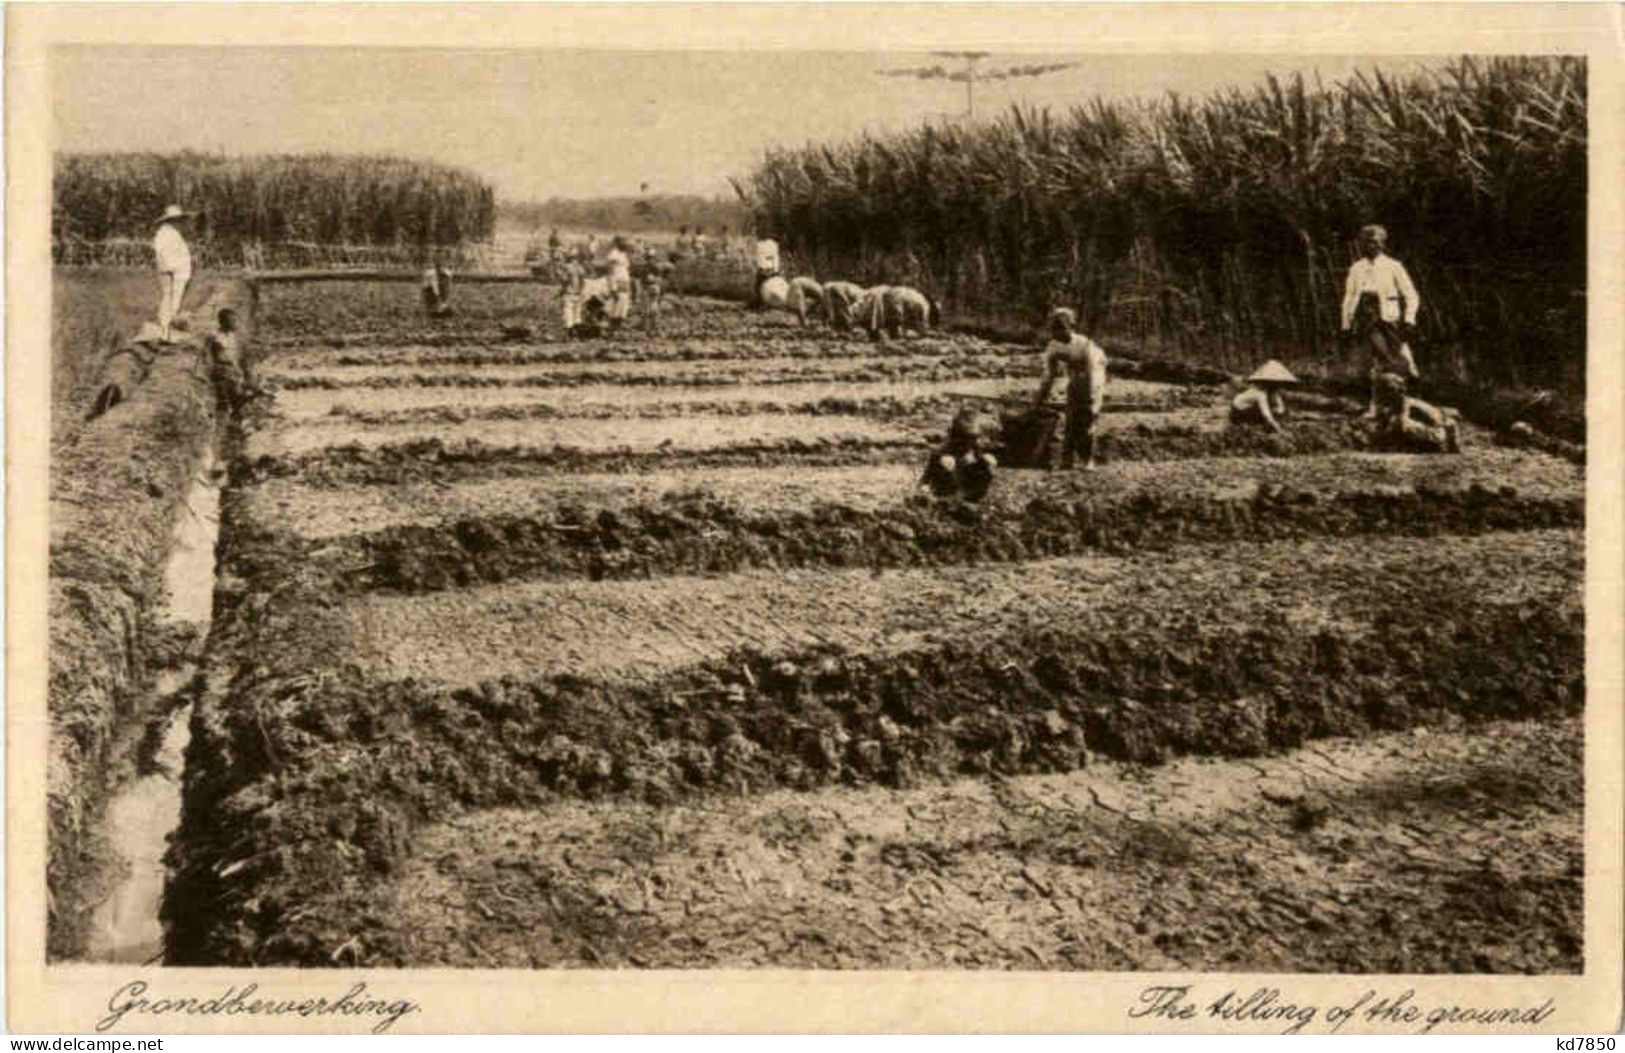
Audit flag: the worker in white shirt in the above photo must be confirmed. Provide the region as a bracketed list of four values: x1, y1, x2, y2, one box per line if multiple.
[604, 236, 633, 330]
[1341, 224, 1422, 417]
[750, 237, 781, 308]
[1032, 307, 1109, 470]
[152, 205, 195, 342]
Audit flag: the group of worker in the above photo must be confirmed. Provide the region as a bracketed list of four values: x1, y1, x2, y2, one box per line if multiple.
[140, 206, 1462, 475]
[923, 223, 1461, 505]
[1227, 224, 1460, 451]
[548, 235, 675, 338]
[749, 239, 942, 340]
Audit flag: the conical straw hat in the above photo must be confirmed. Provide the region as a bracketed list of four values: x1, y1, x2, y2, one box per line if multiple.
[1247, 360, 1298, 385]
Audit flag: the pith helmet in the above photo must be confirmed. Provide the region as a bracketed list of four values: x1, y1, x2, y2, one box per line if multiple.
[155, 205, 193, 225]
[1247, 360, 1299, 385]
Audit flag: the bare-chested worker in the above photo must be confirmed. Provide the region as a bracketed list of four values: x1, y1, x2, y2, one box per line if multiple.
[1371, 372, 1462, 453]
[821, 281, 867, 332]
[852, 285, 893, 340]
[881, 286, 939, 338]
[1031, 307, 1108, 470]
[1229, 360, 1298, 434]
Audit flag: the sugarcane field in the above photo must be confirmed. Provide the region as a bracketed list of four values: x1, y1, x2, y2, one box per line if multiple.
[39, 43, 1598, 988]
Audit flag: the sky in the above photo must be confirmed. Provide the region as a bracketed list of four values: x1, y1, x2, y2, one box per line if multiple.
[51, 47, 1443, 202]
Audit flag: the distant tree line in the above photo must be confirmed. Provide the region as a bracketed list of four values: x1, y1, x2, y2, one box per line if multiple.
[54, 151, 496, 250]
[739, 57, 1586, 391]
[502, 195, 750, 235]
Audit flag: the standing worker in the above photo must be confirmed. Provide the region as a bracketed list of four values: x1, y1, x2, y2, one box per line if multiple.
[1031, 307, 1109, 470]
[559, 256, 587, 338]
[605, 236, 633, 332]
[1341, 224, 1422, 417]
[421, 256, 453, 316]
[152, 205, 195, 342]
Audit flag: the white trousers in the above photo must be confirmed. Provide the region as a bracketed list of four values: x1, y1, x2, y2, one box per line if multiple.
[158, 268, 191, 337]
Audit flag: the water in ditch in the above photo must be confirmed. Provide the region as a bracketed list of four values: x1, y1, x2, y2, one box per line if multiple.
[83, 450, 222, 964]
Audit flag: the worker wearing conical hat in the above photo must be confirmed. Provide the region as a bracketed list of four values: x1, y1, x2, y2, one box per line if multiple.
[1230, 359, 1298, 433]
[152, 205, 195, 342]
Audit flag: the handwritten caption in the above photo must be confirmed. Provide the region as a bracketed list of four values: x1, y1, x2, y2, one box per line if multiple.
[1130, 984, 1557, 1035]
[98, 980, 420, 1034]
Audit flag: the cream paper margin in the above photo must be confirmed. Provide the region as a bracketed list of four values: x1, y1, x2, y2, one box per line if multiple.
[6, 2, 1621, 1035]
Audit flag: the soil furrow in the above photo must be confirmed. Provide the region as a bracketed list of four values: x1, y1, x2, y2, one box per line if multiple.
[253, 531, 1582, 687]
[376, 718, 1580, 972]
[260, 352, 1042, 387]
[170, 530, 1581, 965]
[227, 451, 1582, 592]
[271, 377, 1209, 424]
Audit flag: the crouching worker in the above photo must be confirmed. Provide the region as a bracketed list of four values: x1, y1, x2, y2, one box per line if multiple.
[203, 307, 252, 410]
[1371, 373, 1462, 453]
[750, 236, 781, 309]
[822, 281, 866, 332]
[1229, 359, 1297, 433]
[920, 407, 997, 503]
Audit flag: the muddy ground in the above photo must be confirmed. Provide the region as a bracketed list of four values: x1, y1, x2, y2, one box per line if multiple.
[48, 271, 238, 959]
[387, 718, 1582, 972]
[167, 283, 1586, 970]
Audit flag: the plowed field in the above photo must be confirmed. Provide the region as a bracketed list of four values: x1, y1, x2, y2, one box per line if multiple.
[169, 281, 1586, 971]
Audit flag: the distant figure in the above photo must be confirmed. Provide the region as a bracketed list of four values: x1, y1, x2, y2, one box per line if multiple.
[920, 406, 997, 503]
[757, 275, 824, 327]
[204, 307, 249, 409]
[642, 257, 673, 334]
[821, 281, 867, 332]
[1230, 360, 1298, 434]
[1032, 307, 1108, 470]
[852, 285, 891, 340]
[1341, 224, 1422, 417]
[421, 259, 453, 316]
[152, 205, 195, 342]
[559, 258, 587, 337]
[548, 226, 562, 253]
[880, 286, 939, 338]
[1371, 373, 1461, 453]
[605, 236, 633, 331]
[750, 236, 781, 308]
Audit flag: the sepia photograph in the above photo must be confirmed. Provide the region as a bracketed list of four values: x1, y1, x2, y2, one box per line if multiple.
[8, 2, 1622, 1036]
